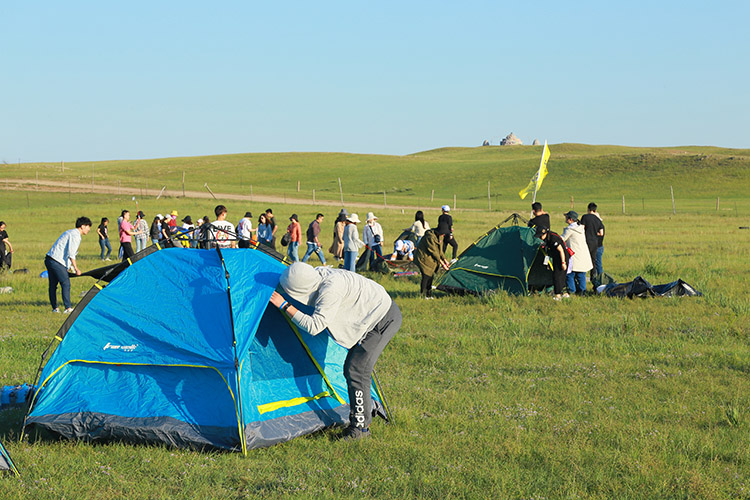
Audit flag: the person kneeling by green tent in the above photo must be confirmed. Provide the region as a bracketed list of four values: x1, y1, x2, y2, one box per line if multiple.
[269, 262, 401, 440]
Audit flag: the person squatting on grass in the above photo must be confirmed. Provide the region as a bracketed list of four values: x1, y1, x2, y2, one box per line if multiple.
[415, 228, 450, 299]
[45, 217, 92, 313]
[269, 262, 402, 440]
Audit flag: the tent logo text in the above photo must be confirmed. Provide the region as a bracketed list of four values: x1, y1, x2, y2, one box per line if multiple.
[102, 343, 138, 352]
[473, 264, 489, 269]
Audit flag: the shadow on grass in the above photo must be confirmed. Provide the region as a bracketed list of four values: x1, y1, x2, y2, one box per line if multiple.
[0, 408, 25, 441]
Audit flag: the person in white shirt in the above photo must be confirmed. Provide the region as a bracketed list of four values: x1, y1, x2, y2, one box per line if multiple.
[44, 217, 92, 313]
[237, 211, 256, 248]
[269, 262, 401, 440]
[362, 212, 384, 271]
[207, 205, 236, 249]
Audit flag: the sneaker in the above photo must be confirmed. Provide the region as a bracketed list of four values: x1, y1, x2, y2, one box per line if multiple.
[52, 308, 60, 313]
[339, 426, 371, 441]
[423, 296, 435, 300]
[553, 295, 561, 301]
[63, 308, 74, 314]
[562, 293, 571, 298]
[105, 258, 112, 262]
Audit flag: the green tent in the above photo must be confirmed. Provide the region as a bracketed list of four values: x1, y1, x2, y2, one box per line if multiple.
[436, 222, 553, 296]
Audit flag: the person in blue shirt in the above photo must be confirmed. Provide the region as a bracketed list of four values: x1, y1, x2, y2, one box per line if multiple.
[44, 217, 92, 313]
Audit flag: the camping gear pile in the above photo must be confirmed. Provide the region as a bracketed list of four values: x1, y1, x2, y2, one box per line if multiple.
[597, 276, 702, 298]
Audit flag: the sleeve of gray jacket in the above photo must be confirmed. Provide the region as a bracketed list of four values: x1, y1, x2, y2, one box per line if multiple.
[289, 283, 343, 336]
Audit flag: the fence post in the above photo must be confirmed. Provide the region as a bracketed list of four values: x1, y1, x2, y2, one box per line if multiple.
[454, 194, 456, 211]
[716, 197, 720, 211]
[182, 171, 186, 197]
[313, 189, 316, 205]
[297, 180, 300, 192]
[250, 185, 253, 202]
[570, 196, 574, 209]
[431, 189, 434, 202]
[622, 195, 625, 215]
[338, 178, 344, 206]
[670, 185, 675, 215]
[488, 181, 491, 211]
[383, 190, 387, 208]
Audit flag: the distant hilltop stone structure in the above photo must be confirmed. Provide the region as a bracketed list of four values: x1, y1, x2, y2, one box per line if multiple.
[532, 139, 540, 146]
[500, 132, 523, 146]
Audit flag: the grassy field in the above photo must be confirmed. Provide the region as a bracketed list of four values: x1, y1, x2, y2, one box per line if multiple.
[3, 143, 750, 215]
[0, 146, 749, 499]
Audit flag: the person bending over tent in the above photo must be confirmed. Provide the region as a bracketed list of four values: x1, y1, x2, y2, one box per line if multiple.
[535, 226, 569, 300]
[390, 239, 415, 261]
[44, 217, 92, 313]
[415, 228, 450, 299]
[270, 262, 401, 440]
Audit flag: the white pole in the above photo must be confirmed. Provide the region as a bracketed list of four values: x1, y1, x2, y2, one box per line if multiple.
[531, 140, 547, 204]
[338, 178, 344, 206]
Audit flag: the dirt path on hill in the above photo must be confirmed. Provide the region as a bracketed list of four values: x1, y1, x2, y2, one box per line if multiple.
[0, 178, 425, 211]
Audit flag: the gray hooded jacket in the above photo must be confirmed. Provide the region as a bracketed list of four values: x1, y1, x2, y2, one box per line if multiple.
[280, 263, 393, 349]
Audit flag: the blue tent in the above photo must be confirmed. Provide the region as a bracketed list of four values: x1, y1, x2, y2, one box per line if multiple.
[0, 439, 19, 476]
[23, 246, 389, 452]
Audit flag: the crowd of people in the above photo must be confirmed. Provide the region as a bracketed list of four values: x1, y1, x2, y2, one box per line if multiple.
[1, 200, 607, 314]
[529, 201, 605, 300]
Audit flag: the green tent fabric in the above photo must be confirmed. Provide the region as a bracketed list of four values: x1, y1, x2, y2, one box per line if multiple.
[436, 224, 553, 296]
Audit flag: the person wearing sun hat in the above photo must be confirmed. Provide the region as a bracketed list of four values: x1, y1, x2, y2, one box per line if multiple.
[168, 210, 179, 229]
[362, 212, 384, 271]
[342, 213, 363, 272]
[269, 261, 402, 440]
[237, 211, 256, 248]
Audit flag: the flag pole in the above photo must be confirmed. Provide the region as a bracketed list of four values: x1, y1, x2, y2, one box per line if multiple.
[531, 140, 547, 204]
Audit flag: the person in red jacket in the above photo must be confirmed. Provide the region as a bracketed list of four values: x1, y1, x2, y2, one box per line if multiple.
[286, 214, 302, 262]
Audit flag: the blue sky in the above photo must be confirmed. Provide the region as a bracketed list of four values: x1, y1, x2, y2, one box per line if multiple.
[2, 1, 748, 162]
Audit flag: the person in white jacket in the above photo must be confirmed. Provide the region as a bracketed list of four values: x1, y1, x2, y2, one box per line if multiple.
[561, 211, 593, 295]
[362, 212, 384, 271]
[269, 262, 401, 440]
[342, 214, 364, 272]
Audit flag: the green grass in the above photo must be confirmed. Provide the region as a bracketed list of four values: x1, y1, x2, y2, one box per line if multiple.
[3, 143, 750, 215]
[0, 146, 748, 499]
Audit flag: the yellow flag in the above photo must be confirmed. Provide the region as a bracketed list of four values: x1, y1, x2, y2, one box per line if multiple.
[519, 141, 550, 200]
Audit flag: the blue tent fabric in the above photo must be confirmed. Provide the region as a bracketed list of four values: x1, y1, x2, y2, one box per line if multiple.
[0, 439, 19, 476]
[24, 247, 386, 452]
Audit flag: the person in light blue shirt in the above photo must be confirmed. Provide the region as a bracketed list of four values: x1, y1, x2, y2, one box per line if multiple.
[44, 217, 92, 313]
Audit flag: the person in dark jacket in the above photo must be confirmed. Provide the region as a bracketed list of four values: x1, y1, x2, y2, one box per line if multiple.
[415, 229, 450, 299]
[527, 202, 551, 230]
[536, 226, 569, 300]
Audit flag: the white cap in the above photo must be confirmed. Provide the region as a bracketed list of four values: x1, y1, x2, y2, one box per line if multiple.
[441, 205, 450, 212]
